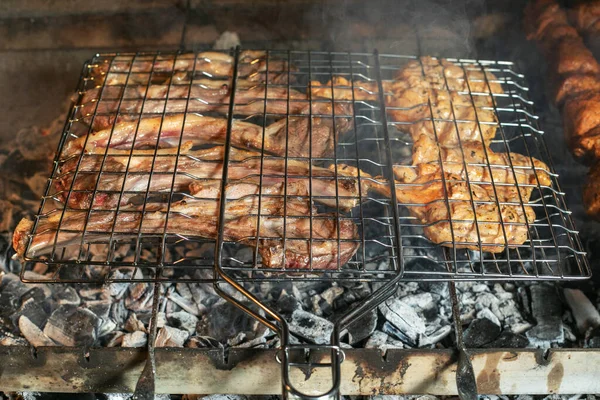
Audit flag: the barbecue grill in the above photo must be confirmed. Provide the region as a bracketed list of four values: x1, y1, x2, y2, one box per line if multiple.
[15, 47, 591, 399]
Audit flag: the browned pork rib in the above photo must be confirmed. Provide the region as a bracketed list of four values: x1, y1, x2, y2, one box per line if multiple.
[13, 190, 359, 270]
[63, 111, 351, 160]
[92, 50, 293, 86]
[80, 80, 316, 130]
[57, 147, 368, 210]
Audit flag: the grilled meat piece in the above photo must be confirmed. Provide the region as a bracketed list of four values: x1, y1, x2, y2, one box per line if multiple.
[313, 57, 548, 252]
[568, 2, 600, 35]
[57, 146, 368, 210]
[63, 111, 350, 160]
[13, 188, 359, 270]
[583, 161, 600, 220]
[80, 79, 317, 130]
[562, 90, 600, 161]
[92, 50, 293, 86]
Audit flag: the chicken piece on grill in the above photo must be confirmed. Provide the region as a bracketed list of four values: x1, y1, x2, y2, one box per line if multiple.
[63, 109, 351, 160]
[312, 58, 502, 148]
[372, 164, 537, 252]
[313, 57, 548, 252]
[583, 161, 600, 220]
[56, 146, 368, 210]
[13, 185, 359, 270]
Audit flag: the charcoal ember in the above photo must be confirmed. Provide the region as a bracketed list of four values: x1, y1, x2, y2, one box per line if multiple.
[483, 331, 529, 348]
[18, 316, 55, 347]
[365, 330, 388, 349]
[402, 292, 435, 311]
[234, 334, 269, 349]
[155, 326, 189, 347]
[11, 297, 51, 330]
[276, 293, 302, 314]
[289, 309, 333, 345]
[563, 324, 577, 342]
[51, 285, 80, 306]
[320, 286, 344, 306]
[186, 336, 222, 348]
[419, 281, 448, 297]
[43, 305, 100, 346]
[476, 307, 501, 327]
[122, 331, 148, 348]
[526, 284, 564, 345]
[197, 301, 258, 343]
[379, 298, 426, 343]
[125, 284, 154, 312]
[125, 313, 147, 333]
[167, 311, 199, 335]
[463, 318, 501, 348]
[129, 282, 149, 302]
[347, 309, 378, 345]
[382, 321, 416, 347]
[97, 318, 117, 338]
[78, 287, 104, 300]
[189, 283, 219, 311]
[0, 274, 31, 317]
[420, 324, 452, 347]
[103, 331, 125, 347]
[563, 288, 600, 334]
[85, 300, 112, 321]
[167, 289, 200, 316]
[110, 300, 128, 327]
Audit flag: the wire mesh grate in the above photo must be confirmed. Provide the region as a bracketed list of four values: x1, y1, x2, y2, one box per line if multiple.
[17, 49, 590, 283]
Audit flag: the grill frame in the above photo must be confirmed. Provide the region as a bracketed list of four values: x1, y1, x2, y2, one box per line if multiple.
[18, 49, 591, 284]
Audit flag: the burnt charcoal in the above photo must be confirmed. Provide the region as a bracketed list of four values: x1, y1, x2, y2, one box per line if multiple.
[347, 309, 378, 345]
[167, 290, 200, 316]
[320, 286, 344, 306]
[56, 265, 86, 281]
[563, 288, 600, 334]
[43, 305, 100, 346]
[124, 313, 146, 333]
[365, 330, 388, 348]
[419, 281, 449, 297]
[463, 318, 501, 348]
[276, 293, 302, 314]
[12, 298, 50, 330]
[110, 300, 128, 327]
[379, 298, 426, 343]
[289, 309, 334, 345]
[197, 301, 257, 343]
[586, 328, 600, 348]
[167, 311, 199, 335]
[97, 318, 117, 338]
[0, 233, 21, 274]
[477, 307, 501, 327]
[0, 274, 31, 317]
[421, 324, 452, 347]
[18, 316, 55, 347]
[122, 331, 147, 348]
[78, 287, 104, 300]
[382, 321, 417, 347]
[483, 331, 529, 348]
[186, 336, 223, 348]
[155, 326, 189, 347]
[52, 285, 80, 306]
[103, 331, 125, 347]
[526, 284, 564, 345]
[402, 292, 435, 311]
[125, 284, 154, 312]
[128, 282, 149, 302]
[86, 300, 112, 321]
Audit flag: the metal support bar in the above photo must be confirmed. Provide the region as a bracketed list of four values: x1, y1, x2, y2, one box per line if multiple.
[0, 347, 598, 395]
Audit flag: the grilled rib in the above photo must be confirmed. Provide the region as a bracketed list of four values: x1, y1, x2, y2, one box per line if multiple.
[80, 80, 317, 130]
[64, 110, 351, 160]
[92, 50, 293, 86]
[57, 146, 368, 210]
[13, 187, 359, 270]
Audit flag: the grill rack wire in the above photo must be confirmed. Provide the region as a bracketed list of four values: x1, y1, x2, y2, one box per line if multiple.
[18, 49, 591, 284]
